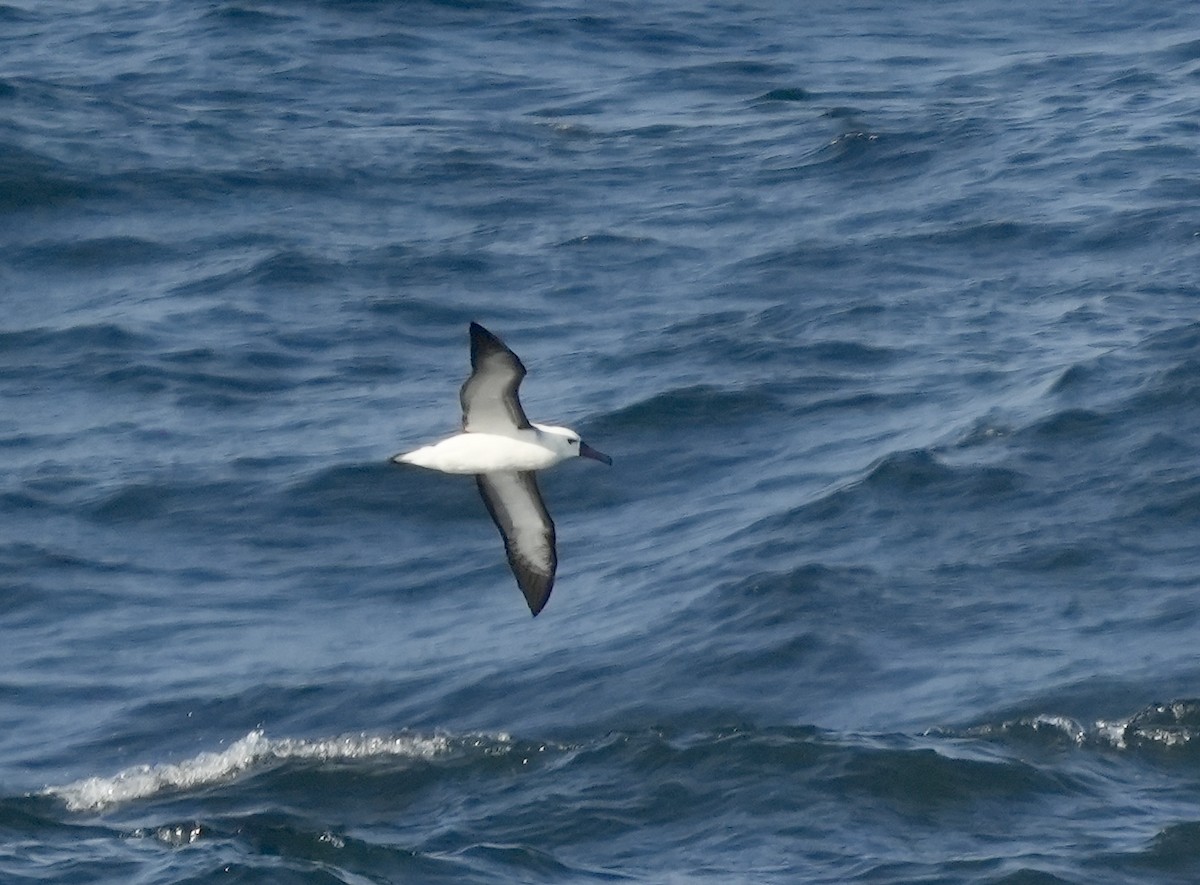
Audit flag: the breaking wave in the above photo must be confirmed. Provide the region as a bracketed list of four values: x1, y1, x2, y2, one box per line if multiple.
[937, 699, 1200, 753]
[45, 729, 508, 813]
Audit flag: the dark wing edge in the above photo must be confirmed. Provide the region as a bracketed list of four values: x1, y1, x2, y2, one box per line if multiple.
[469, 322, 525, 373]
[460, 323, 532, 431]
[475, 472, 557, 616]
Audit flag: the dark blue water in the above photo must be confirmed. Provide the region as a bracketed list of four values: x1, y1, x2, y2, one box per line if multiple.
[4, 1, 1200, 882]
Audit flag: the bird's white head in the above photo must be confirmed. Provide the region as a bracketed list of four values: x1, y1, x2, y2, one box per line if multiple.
[534, 423, 613, 466]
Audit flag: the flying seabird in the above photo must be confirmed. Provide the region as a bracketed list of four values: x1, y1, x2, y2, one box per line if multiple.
[392, 322, 612, 616]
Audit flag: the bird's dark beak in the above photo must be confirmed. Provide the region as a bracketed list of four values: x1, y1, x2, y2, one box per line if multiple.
[579, 441, 613, 465]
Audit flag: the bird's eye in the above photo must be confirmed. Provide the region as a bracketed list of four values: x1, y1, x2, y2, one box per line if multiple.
[569, 437, 579, 444]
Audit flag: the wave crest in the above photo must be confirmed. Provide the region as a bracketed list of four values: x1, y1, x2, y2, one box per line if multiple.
[46, 729, 477, 812]
[943, 699, 1200, 753]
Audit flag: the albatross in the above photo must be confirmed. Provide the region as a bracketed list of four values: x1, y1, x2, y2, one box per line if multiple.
[392, 322, 612, 616]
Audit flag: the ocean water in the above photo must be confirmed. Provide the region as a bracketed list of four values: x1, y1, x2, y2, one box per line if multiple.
[3, 0, 1200, 882]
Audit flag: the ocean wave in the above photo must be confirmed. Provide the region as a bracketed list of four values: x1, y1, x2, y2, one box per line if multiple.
[86, 477, 252, 524]
[1129, 475, 1200, 523]
[830, 743, 1065, 806]
[733, 446, 1027, 553]
[0, 4, 35, 23]
[555, 231, 661, 250]
[46, 728, 513, 813]
[0, 143, 103, 211]
[0, 318, 166, 388]
[632, 310, 905, 369]
[9, 236, 178, 271]
[594, 384, 785, 432]
[43, 718, 1089, 819]
[284, 461, 478, 523]
[941, 699, 1200, 755]
[33, 714, 1188, 881]
[87, 347, 304, 405]
[643, 59, 792, 96]
[696, 562, 880, 633]
[844, 448, 1021, 503]
[534, 723, 1069, 817]
[892, 219, 1078, 257]
[0, 321, 149, 357]
[752, 86, 812, 104]
[201, 3, 295, 27]
[768, 112, 938, 184]
[242, 247, 346, 289]
[1130, 359, 1200, 414]
[1132, 820, 1200, 875]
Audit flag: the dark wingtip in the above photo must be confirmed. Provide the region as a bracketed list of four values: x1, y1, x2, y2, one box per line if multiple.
[523, 582, 552, 616]
[468, 322, 510, 365]
[469, 321, 500, 343]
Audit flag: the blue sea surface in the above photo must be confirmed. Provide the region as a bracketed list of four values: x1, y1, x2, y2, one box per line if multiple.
[3, 1, 1200, 882]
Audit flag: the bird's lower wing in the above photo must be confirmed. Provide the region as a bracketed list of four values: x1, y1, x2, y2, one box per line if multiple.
[475, 471, 557, 615]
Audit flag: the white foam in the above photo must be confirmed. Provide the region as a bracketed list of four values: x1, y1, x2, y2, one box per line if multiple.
[1092, 718, 1130, 749]
[47, 729, 468, 813]
[1029, 714, 1088, 744]
[957, 713, 1087, 745]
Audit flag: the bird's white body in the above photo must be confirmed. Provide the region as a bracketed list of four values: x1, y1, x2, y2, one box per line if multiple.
[395, 424, 578, 474]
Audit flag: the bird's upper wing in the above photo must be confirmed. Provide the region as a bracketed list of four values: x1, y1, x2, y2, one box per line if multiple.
[475, 471, 557, 616]
[460, 322, 532, 434]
